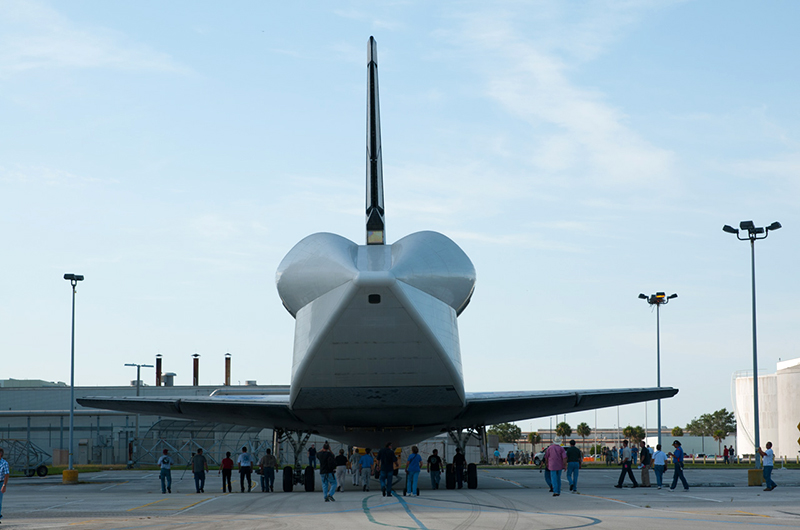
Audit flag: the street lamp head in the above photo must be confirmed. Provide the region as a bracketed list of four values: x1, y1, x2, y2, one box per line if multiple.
[667, 293, 678, 299]
[739, 220, 755, 231]
[638, 293, 647, 300]
[656, 292, 666, 299]
[63, 273, 84, 281]
[766, 221, 782, 231]
[722, 225, 738, 234]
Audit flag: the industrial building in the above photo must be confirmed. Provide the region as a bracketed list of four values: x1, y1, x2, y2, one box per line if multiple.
[733, 356, 800, 458]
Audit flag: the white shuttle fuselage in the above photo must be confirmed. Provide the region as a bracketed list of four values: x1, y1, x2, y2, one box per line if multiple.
[276, 231, 475, 446]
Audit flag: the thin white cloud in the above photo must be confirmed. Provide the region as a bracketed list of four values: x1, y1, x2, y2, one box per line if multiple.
[0, 164, 113, 187]
[449, 2, 677, 189]
[0, 0, 188, 75]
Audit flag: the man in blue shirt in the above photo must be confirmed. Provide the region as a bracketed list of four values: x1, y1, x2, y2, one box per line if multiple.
[667, 440, 689, 491]
[359, 448, 375, 491]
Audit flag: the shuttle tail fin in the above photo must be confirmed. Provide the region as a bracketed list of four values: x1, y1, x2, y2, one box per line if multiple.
[366, 36, 385, 245]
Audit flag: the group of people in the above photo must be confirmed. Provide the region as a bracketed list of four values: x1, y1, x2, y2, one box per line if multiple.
[538, 439, 693, 495]
[493, 450, 534, 465]
[155, 446, 280, 495]
[316, 442, 456, 502]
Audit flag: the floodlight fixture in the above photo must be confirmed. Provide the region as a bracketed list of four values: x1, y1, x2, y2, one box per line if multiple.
[638, 293, 647, 300]
[722, 225, 738, 234]
[767, 221, 782, 231]
[739, 220, 755, 231]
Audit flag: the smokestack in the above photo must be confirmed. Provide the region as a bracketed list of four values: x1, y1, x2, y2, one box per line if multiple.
[224, 353, 231, 386]
[192, 353, 200, 386]
[164, 372, 175, 387]
[155, 354, 162, 386]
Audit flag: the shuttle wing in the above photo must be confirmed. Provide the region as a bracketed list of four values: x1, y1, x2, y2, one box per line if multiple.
[453, 387, 678, 429]
[76, 395, 310, 432]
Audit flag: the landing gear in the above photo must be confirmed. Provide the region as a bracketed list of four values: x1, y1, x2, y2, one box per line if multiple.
[275, 429, 313, 492]
[446, 425, 486, 489]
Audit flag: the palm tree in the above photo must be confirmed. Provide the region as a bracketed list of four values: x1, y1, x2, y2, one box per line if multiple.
[556, 422, 572, 442]
[713, 429, 726, 457]
[576, 422, 591, 453]
[528, 431, 542, 452]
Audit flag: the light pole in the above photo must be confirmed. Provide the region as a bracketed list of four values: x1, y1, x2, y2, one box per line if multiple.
[638, 291, 677, 448]
[63, 273, 84, 477]
[722, 220, 781, 469]
[124, 362, 153, 466]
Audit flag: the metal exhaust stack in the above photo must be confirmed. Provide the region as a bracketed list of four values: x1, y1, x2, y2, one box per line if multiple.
[155, 354, 162, 386]
[224, 353, 231, 386]
[192, 353, 200, 386]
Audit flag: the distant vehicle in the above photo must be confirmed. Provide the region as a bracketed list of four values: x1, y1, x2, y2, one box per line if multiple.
[533, 451, 545, 466]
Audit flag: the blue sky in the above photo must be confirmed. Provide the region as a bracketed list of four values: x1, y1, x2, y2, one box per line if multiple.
[2, 0, 798, 436]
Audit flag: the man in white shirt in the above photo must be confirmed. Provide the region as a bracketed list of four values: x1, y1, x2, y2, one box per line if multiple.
[237, 446, 255, 492]
[157, 449, 174, 494]
[652, 444, 667, 489]
[757, 442, 777, 491]
[0, 447, 9, 523]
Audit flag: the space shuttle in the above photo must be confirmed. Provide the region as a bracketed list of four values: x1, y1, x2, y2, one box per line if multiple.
[79, 37, 676, 456]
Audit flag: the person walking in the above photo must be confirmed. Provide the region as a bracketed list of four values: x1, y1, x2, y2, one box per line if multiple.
[318, 443, 337, 501]
[359, 448, 374, 491]
[757, 442, 777, 491]
[611, 446, 618, 465]
[639, 441, 651, 487]
[334, 449, 348, 492]
[237, 446, 254, 492]
[652, 444, 667, 489]
[404, 446, 422, 496]
[220, 451, 233, 492]
[453, 447, 467, 489]
[377, 442, 397, 497]
[427, 448, 443, 490]
[729, 446, 735, 463]
[157, 449, 174, 494]
[544, 442, 567, 496]
[258, 448, 277, 492]
[614, 440, 639, 489]
[308, 444, 317, 469]
[192, 448, 208, 493]
[493, 449, 500, 465]
[350, 448, 361, 487]
[667, 440, 689, 491]
[507, 450, 515, 466]
[0, 447, 9, 523]
[723, 445, 729, 464]
[565, 439, 582, 493]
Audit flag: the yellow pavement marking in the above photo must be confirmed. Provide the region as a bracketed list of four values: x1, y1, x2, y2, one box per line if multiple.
[127, 498, 169, 511]
[735, 510, 771, 518]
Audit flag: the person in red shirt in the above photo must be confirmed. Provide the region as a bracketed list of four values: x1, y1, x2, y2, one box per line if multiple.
[220, 451, 234, 493]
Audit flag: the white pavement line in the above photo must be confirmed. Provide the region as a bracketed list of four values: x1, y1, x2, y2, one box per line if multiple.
[170, 494, 225, 515]
[31, 499, 85, 512]
[137, 473, 157, 480]
[678, 494, 724, 503]
[101, 482, 127, 491]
